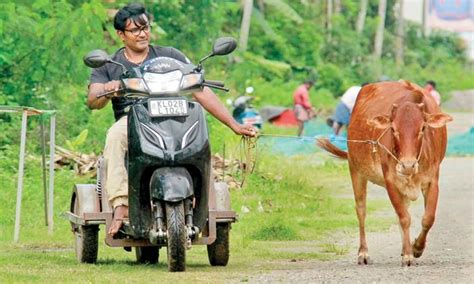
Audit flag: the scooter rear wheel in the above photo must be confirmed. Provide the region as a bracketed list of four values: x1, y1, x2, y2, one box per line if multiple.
[207, 223, 230, 266]
[165, 201, 186, 272]
[136, 246, 160, 264]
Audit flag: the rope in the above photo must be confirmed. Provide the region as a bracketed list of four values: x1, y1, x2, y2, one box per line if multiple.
[232, 125, 426, 187]
[237, 135, 258, 188]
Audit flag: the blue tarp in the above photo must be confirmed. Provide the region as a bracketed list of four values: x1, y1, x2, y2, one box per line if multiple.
[259, 120, 474, 157]
[447, 127, 474, 156]
[258, 119, 347, 156]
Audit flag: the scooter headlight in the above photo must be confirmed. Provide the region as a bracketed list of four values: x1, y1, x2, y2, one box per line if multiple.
[122, 78, 147, 92]
[143, 70, 183, 94]
[180, 73, 203, 90]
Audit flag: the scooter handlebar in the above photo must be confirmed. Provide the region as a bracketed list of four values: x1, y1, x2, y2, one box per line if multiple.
[203, 80, 229, 92]
[96, 88, 125, 98]
[204, 80, 225, 87]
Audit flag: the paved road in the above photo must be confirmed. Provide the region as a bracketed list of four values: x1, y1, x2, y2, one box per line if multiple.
[248, 157, 473, 283]
[247, 111, 474, 283]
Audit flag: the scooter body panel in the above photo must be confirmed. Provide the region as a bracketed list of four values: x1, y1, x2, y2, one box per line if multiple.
[128, 101, 211, 238]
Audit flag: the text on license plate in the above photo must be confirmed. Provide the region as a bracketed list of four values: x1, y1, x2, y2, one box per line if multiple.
[149, 99, 188, 117]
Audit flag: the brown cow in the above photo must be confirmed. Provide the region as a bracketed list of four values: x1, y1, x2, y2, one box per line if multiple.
[317, 80, 452, 266]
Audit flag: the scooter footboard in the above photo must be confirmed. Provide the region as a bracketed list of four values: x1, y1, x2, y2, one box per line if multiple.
[150, 167, 193, 202]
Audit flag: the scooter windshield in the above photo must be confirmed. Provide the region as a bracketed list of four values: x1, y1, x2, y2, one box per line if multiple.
[142, 57, 195, 74]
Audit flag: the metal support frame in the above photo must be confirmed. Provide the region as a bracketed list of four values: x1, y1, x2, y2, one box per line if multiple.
[13, 110, 28, 242]
[0, 106, 56, 242]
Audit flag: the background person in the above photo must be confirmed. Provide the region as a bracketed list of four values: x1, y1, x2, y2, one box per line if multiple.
[424, 80, 441, 105]
[328, 84, 367, 136]
[87, 3, 256, 236]
[293, 80, 316, 137]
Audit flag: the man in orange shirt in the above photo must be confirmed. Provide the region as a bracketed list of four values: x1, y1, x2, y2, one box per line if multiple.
[293, 80, 316, 136]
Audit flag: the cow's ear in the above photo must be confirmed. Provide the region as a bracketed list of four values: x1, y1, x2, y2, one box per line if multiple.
[369, 115, 391, 129]
[425, 113, 453, 128]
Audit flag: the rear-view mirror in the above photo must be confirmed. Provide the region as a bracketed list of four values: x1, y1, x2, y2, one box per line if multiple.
[212, 37, 237, 56]
[83, 50, 111, 68]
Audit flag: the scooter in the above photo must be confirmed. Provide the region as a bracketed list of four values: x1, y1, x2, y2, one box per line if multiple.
[232, 87, 263, 129]
[65, 37, 238, 272]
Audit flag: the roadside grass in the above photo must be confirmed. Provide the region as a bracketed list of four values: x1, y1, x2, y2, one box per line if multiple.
[0, 128, 394, 281]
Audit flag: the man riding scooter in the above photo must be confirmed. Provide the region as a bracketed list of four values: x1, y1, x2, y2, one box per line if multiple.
[87, 3, 257, 237]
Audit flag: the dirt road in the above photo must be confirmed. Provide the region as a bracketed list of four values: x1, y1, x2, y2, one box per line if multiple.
[248, 113, 474, 283]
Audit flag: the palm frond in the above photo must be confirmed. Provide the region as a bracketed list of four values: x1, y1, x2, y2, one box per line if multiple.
[252, 7, 278, 39]
[264, 0, 303, 24]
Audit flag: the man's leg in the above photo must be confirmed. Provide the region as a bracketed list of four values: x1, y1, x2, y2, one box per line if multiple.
[332, 121, 342, 135]
[103, 116, 128, 236]
[297, 121, 304, 137]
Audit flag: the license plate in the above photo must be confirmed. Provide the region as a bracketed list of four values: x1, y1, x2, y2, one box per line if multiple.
[148, 99, 188, 117]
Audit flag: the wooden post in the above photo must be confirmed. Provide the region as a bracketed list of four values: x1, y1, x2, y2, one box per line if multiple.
[14, 110, 28, 242]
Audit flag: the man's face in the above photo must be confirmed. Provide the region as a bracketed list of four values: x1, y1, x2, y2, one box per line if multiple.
[424, 84, 433, 92]
[117, 14, 151, 52]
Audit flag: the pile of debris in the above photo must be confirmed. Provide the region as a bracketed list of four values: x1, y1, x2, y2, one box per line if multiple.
[211, 154, 247, 190]
[54, 146, 99, 176]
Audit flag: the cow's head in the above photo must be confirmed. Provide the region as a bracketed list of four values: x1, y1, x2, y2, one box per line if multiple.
[369, 102, 452, 177]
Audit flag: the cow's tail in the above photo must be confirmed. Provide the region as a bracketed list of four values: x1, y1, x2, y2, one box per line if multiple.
[316, 138, 348, 160]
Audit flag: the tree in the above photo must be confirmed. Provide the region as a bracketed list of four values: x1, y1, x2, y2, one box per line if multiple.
[356, 0, 368, 33]
[326, 0, 333, 40]
[395, 0, 405, 68]
[334, 0, 341, 14]
[374, 0, 387, 59]
[239, 0, 254, 52]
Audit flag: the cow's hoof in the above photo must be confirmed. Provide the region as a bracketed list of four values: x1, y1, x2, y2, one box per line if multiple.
[412, 239, 424, 258]
[357, 253, 372, 265]
[401, 255, 416, 267]
[413, 246, 424, 258]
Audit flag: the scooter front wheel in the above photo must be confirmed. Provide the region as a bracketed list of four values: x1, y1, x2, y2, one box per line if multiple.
[165, 201, 186, 272]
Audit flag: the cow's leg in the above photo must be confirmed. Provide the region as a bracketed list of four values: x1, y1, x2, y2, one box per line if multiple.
[351, 173, 371, 265]
[386, 183, 415, 266]
[413, 181, 439, 258]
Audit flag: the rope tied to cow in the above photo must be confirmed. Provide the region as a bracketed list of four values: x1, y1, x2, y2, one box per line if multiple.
[234, 125, 426, 187]
[346, 125, 425, 165]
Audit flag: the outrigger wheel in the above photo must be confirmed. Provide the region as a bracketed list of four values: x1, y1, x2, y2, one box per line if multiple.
[71, 194, 99, 263]
[207, 223, 230, 266]
[136, 247, 160, 264]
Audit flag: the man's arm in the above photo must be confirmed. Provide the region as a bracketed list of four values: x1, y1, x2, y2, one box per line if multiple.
[193, 87, 256, 136]
[87, 81, 121, 109]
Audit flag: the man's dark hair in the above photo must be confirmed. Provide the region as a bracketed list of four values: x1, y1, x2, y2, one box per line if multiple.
[304, 79, 315, 86]
[114, 3, 150, 31]
[426, 80, 437, 89]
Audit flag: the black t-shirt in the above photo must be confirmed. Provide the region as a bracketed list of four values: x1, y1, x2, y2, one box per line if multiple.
[89, 45, 191, 121]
